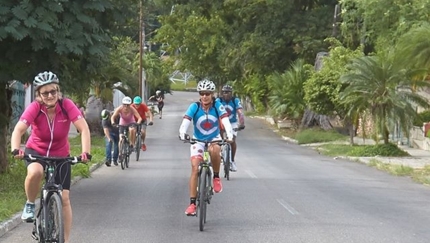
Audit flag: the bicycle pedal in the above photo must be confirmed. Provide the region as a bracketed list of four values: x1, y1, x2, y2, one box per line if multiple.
[31, 231, 39, 240]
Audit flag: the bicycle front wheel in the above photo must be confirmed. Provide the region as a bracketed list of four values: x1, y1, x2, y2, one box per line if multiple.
[135, 135, 141, 161]
[223, 144, 231, 180]
[44, 193, 64, 243]
[119, 140, 127, 170]
[198, 168, 207, 231]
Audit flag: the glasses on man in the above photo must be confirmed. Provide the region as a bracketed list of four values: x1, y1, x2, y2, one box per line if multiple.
[222, 91, 231, 94]
[199, 92, 212, 97]
[40, 90, 57, 98]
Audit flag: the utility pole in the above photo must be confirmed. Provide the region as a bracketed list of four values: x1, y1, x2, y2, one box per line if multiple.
[139, 0, 144, 98]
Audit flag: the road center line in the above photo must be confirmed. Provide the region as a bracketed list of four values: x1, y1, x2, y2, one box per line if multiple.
[277, 199, 299, 215]
[245, 170, 257, 178]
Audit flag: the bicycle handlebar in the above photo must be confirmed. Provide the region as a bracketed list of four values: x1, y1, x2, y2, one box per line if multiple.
[180, 134, 226, 145]
[24, 154, 91, 164]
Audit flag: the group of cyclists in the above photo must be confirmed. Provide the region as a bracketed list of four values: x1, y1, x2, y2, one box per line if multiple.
[179, 79, 245, 216]
[101, 92, 166, 166]
[9, 70, 245, 242]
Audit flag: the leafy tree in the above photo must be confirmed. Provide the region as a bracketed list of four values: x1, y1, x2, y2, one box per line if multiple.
[304, 39, 363, 118]
[0, 0, 135, 173]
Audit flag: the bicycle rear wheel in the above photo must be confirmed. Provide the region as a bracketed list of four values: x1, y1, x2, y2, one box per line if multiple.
[135, 135, 141, 161]
[44, 193, 64, 243]
[198, 168, 207, 231]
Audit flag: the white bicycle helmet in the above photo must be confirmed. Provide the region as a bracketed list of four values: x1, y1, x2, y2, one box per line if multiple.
[122, 96, 132, 105]
[156, 90, 161, 95]
[197, 79, 215, 92]
[33, 71, 59, 90]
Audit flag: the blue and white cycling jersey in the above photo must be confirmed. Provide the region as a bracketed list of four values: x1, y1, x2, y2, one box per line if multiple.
[215, 97, 242, 123]
[184, 100, 228, 141]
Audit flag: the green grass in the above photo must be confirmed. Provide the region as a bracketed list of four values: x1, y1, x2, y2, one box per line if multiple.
[0, 135, 105, 223]
[368, 159, 414, 176]
[170, 80, 197, 91]
[295, 128, 347, 144]
[318, 143, 410, 157]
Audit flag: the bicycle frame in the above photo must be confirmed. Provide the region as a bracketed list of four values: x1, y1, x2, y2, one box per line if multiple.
[184, 137, 225, 231]
[24, 154, 85, 243]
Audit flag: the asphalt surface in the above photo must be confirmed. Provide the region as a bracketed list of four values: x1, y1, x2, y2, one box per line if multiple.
[1, 91, 430, 243]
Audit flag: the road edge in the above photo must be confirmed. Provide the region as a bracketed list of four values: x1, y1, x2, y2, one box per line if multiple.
[0, 162, 103, 238]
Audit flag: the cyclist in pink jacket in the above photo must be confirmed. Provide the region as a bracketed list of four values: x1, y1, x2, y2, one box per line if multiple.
[10, 71, 91, 243]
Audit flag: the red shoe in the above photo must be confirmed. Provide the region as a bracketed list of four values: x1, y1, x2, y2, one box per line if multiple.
[141, 144, 147, 151]
[185, 204, 196, 216]
[213, 178, 223, 193]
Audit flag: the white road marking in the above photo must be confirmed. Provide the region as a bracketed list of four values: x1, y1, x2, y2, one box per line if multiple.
[245, 170, 257, 178]
[277, 199, 299, 215]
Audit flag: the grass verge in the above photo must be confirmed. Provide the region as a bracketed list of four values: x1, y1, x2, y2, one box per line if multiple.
[170, 80, 197, 91]
[295, 128, 347, 144]
[318, 143, 410, 157]
[0, 135, 105, 223]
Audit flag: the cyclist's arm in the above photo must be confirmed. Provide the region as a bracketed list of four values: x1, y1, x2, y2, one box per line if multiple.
[11, 121, 29, 151]
[74, 118, 91, 154]
[179, 118, 191, 135]
[131, 107, 142, 124]
[111, 107, 121, 124]
[220, 116, 233, 140]
[237, 108, 245, 125]
[145, 109, 153, 122]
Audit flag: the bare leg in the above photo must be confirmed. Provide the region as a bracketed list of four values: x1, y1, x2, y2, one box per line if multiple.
[62, 190, 72, 243]
[25, 163, 44, 202]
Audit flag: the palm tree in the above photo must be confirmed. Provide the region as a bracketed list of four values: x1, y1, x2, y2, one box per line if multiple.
[340, 53, 430, 144]
[268, 59, 311, 125]
[396, 23, 430, 71]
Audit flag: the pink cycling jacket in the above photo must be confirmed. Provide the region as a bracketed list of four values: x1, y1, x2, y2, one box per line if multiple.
[19, 98, 83, 157]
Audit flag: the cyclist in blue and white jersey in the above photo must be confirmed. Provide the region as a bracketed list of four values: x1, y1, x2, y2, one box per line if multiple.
[216, 84, 245, 172]
[179, 79, 233, 216]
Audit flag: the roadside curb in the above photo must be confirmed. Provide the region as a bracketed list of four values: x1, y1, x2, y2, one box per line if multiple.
[0, 162, 102, 238]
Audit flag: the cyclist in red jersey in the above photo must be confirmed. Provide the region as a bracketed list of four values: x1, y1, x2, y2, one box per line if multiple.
[132, 96, 153, 151]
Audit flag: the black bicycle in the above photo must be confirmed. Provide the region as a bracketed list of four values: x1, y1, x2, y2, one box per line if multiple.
[220, 127, 243, 180]
[183, 135, 225, 231]
[24, 154, 90, 243]
[118, 124, 134, 170]
[134, 121, 153, 161]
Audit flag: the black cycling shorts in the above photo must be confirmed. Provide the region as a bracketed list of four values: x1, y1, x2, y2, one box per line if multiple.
[24, 148, 72, 190]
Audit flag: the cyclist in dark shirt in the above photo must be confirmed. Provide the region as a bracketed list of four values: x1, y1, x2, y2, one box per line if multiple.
[101, 109, 119, 166]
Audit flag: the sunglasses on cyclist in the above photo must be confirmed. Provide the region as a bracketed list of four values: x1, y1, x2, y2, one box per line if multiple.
[40, 90, 58, 98]
[199, 92, 212, 97]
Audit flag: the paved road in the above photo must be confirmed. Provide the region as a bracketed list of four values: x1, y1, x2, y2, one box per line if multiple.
[2, 91, 430, 243]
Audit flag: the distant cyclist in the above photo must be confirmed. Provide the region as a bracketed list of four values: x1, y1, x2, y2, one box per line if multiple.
[111, 96, 142, 151]
[179, 79, 233, 216]
[216, 84, 245, 172]
[10, 71, 91, 243]
[149, 90, 164, 119]
[131, 96, 153, 151]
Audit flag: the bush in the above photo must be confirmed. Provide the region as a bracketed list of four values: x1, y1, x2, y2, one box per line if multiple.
[413, 110, 430, 126]
[347, 143, 409, 157]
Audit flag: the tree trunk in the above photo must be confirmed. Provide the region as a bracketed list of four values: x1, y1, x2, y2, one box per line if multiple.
[300, 109, 333, 130]
[0, 84, 12, 174]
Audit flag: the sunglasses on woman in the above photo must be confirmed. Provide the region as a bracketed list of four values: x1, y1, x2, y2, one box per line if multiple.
[40, 90, 58, 98]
